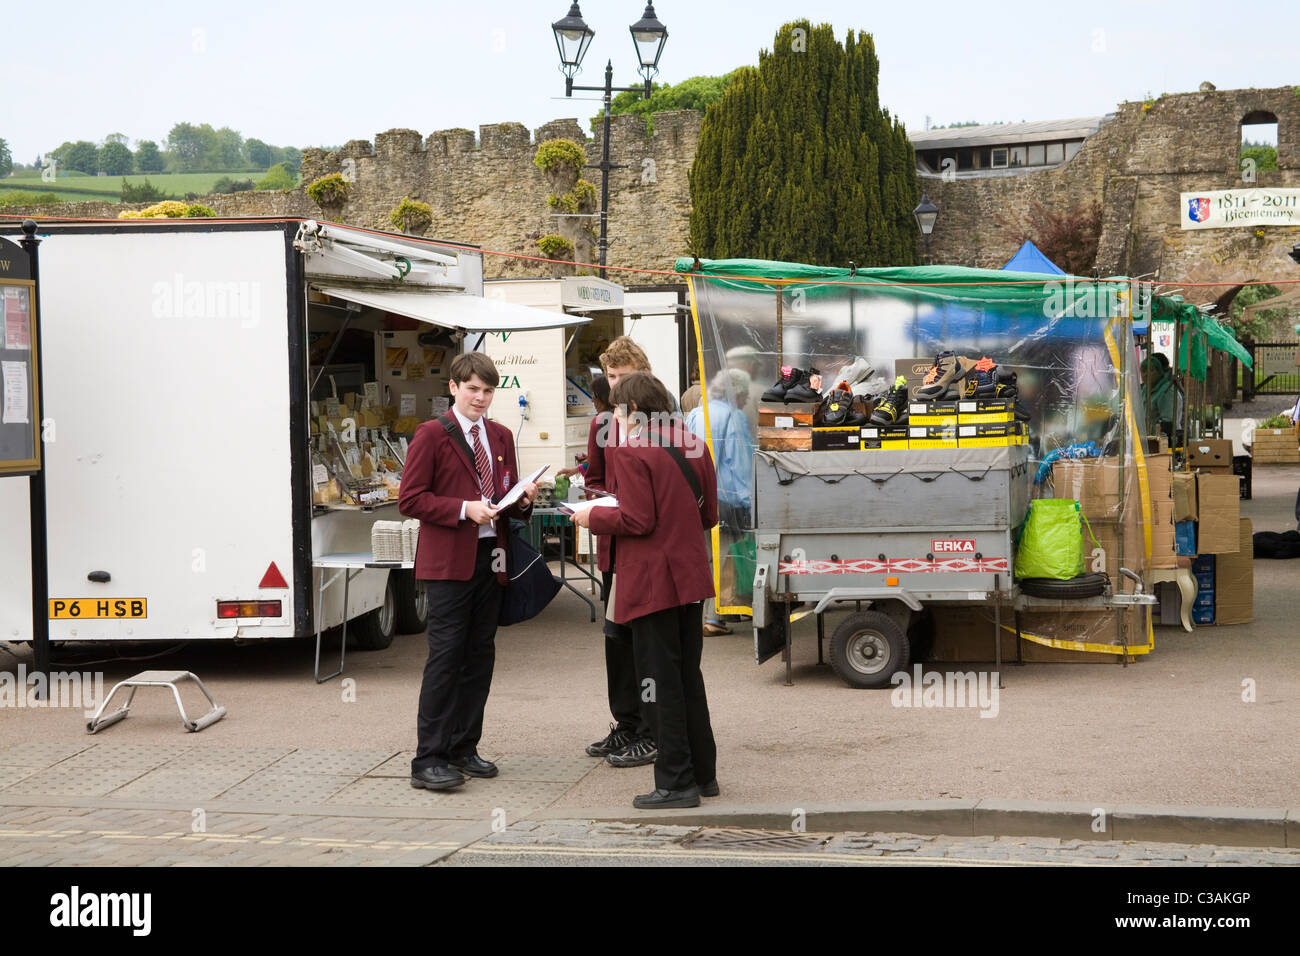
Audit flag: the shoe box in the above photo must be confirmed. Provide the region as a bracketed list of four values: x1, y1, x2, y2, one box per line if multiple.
[907, 400, 958, 426]
[758, 401, 817, 427]
[957, 421, 1027, 447]
[859, 425, 910, 450]
[955, 397, 1017, 424]
[758, 426, 812, 451]
[811, 426, 864, 451]
[908, 424, 958, 449]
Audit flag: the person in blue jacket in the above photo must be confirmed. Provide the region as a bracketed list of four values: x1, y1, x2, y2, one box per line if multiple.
[686, 368, 755, 635]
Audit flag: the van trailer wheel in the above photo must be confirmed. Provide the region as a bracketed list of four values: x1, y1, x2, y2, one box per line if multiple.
[392, 571, 428, 634]
[829, 611, 910, 689]
[351, 577, 397, 650]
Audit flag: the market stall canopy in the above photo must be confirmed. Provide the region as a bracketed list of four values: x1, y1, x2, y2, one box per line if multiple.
[313, 286, 591, 333]
[1002, 240, 1066, 276]
[1150, 296, 1252, 379]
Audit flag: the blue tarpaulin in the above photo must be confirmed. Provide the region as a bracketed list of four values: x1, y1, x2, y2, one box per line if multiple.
[1003, 240, 1066, 275]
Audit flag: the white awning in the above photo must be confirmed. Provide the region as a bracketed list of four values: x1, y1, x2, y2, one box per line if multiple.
[314, 286, 590, 332]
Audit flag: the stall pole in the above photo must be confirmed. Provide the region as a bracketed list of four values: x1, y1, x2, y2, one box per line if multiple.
[816, 612, 825, 666]
[783, 589, 793, 687]
[1116, 312, 1128, 651]
[993, 573, 1003, 690]
[21, 221, 50, 695]
[775, 286, 783, 370]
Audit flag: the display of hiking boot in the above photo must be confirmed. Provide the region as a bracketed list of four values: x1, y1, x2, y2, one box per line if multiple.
[913, 351, 978, 401]
[962, 358, 1018, 399]
[586, 723, 637, 758]
[606, 736, 657, 768]
[869, 376, 910, 426]
[762, 365, 822, 404]
[832, 356, 875, 390]
[821, 382, 867, 426]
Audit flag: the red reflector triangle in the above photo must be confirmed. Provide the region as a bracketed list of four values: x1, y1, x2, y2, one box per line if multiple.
[259, 562, 289, 589]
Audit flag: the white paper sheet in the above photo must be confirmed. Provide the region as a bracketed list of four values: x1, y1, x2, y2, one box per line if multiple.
[2, 360, 29, 424]
[494, 464, 548, 511]
[558, 496, 619, 516]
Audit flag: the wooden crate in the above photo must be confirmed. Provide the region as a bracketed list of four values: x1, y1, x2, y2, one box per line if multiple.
[758, 426, 812, 451]
[1253, 428, 1299, 464]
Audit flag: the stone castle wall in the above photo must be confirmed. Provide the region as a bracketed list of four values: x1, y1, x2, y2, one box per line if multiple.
[7, 85, 1300, 295]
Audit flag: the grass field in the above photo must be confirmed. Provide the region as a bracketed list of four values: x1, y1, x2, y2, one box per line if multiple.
[1, 169, 293, 204]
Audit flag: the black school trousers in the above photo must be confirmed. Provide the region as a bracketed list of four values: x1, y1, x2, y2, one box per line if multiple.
[603, 569, 651, 739]
[412, 538, 501, 773]
[630, 601, 717, 792]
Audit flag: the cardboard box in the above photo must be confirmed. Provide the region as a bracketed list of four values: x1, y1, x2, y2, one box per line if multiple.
[1145, 452, 1173, 501]
[1195, 473, 1241, 554]
[860, 425, 910, 450]
[1150, 496, 1177, 568]
[811, 426, 863, 451]
[908, 400, 958, 426]
[758, 402, 817, 427]
[908, 424, 958, 449]
[956, 397, 1016, 424]
[758, 426, 812, 451]
[1187, 438, 1233, 472]
[895, 357, 935, 395]
[1052, 458, 1121, 517]
[958, 421, 1027, 447]
[1175, 520, 1196, 556]
[1212, 518, 1253, 625]
[927, 606, 1144, 663]
[1171, 471, 1197, 521]
[1086, 519, 1145, 581]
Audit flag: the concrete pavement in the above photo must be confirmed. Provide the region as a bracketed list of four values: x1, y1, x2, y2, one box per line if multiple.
[0, 465, 1296, 862]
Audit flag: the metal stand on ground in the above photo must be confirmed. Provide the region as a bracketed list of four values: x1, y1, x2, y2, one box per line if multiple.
[993, 573, 1004, 689]
[86, 671, 226, 734]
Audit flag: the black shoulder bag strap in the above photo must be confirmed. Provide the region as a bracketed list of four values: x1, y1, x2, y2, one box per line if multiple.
[438, 413, 477, 469]
[662, 444, 707, 527]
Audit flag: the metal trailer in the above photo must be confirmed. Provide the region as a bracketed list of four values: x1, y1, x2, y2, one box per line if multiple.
[749, 444, 1154, 689]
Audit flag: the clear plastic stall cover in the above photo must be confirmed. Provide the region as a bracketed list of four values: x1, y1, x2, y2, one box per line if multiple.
[677, 258, 1157, 655]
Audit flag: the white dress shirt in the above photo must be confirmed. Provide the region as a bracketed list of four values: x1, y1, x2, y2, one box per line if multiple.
[451, 406, 497, 539]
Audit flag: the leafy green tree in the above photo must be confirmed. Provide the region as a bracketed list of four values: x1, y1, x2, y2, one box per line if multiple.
[688, 22, 920, 266]
[211, 127, 244, 169]
[97, 141, 134, 176]
[257, 162, 296, 190]
[245, 138, 271, 168]
[595, 70, 742, 135]
[1232, 283, 1291, 340]
[1241, 143, 1277, 172]
[0, 138, 12, 178]
[120, 178, 173, 203]
[167, 122, 211, 170]
[280, 146, 302, 175]
[134, 140, 165, 173]
[62, 140, 98, 173]
[103, 132, 129, 146]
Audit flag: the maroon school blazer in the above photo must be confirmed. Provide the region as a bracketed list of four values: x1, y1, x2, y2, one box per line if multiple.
[398, 415, 532, 584]
[588, 420, 718, 623]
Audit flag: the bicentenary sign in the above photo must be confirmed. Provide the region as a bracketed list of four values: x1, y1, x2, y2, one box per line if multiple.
[1180, 188, 1300, 230]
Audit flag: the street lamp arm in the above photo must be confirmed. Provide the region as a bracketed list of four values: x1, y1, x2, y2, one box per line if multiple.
[569, 84, 651, 94]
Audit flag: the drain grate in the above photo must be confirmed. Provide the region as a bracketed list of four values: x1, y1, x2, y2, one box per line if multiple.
[682, 827, 831, 851]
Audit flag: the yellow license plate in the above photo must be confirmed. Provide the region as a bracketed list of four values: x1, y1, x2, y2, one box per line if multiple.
[49, 598, 148, 619]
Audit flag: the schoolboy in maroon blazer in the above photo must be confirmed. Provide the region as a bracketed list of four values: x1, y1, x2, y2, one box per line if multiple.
[581, 338, 659, 768]
[398, 351, 535, 792]
[575, 371, 720, 810]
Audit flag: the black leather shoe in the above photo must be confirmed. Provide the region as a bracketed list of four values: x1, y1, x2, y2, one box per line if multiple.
[698, 779, 720, 798]
[410, 766, 465, 791]
[633, 786, 701, 809]
[448, 754, 498, 778]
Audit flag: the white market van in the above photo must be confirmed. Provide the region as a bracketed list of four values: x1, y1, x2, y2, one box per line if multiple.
[0, 218, 586, 653]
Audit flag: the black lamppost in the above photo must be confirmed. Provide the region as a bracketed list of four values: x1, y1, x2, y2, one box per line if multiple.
[553, 2, 668, 271]
[913, 193, 939, 265]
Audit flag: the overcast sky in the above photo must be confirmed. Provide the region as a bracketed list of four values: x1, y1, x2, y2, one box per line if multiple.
[2, 0, 1294, 162]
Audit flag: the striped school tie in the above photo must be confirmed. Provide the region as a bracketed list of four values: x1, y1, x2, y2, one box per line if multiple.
[470, 422, 494, 501]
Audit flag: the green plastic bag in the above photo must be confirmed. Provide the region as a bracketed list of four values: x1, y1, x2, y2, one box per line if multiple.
[728, 536, 757, 601]
[1014, 499, 1094, 580]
